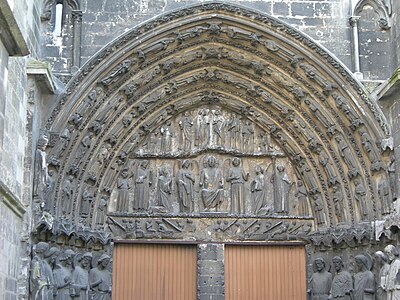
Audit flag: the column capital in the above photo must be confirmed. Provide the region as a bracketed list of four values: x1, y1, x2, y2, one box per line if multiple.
[349, 16, 361, 27]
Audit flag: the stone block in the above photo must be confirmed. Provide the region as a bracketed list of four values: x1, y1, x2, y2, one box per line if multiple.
[198, 275, 224, 287]
[272, 2, 289, 16]
[315, 3, 332, 17]
[198, 294, 224, 300]
[292, 2, 315, 17]
[198, 260, 224, 275]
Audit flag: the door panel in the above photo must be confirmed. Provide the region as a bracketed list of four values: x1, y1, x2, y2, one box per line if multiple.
[225, 245, 306, 300]
[112, 243, 197, 300]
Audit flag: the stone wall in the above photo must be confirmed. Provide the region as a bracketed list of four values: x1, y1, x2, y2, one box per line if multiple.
[42, 0, 353, 77]
[0, 0, 43, 299]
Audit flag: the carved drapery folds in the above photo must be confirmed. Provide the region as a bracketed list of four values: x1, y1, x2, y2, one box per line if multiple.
[39, 3, 392, 239]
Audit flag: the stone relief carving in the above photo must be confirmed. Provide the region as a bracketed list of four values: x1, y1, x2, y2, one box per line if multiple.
[335, 135, 360, 179]
[374, 251, 390, 300]
[226, 157, 249, 214]
[308, 257, 332, 300]
[330, 256, 352, 300]
[353, 254, 375, 300]
[30, 245, 112, 300]
[384, 245, 400, 299]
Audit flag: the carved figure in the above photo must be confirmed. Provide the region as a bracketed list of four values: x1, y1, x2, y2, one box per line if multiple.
[200, 155, 224, 211]
[116, 169, 131, 212]
[258, 131, 271, 153]
[374, 251, 390, 300]
[53, 249, 74, 300]
[242, 120, 254, 152]
[62, 176, 74, 214]
[211, 109, 225, 147]
[271, 165, 291, 214]
[312, 193, 325, 225]
[30, 242, 50, 300]
[160, 121, 173, 153]
[388, 155, 397, 201]
[308, 258, 332, 300]
[295, 181, 308, 216]
[133, 160, 152, 210]
[335, 136, 359, 178]
[34, 135, 50, 201]
[360, 131, 381, 170]
[195, 109, 210, 148]
[89, 254, 112, 300]
[354, 179, 368, 220]
[71, 252, 92, 299]
[251, 165, 267, 214]
[332, 185, 344, 223]
[228, 113, 240, 150]
[353, 255, 375, 300]
[384, 245, 400, 300]
[178, 111, 193, 151]
[44, 247, 61, 300]
[53, 127, 71, 158]
[148, 131, 160, 153]
[176, 160, 195, 213]
[81, 185, 95, 218]
[96, 197, 108, 226]
[316, 147, 338, 186]
[226, 157, 249, 214]
[101, 59, 132, 86]
[76, 133, 93, 161]
[156, 166, 173, 212]
[379, 177, 391, 215]
[330, 256, 352, 300]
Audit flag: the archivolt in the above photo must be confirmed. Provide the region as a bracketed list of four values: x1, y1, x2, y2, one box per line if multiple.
[44, 2, 391, 231]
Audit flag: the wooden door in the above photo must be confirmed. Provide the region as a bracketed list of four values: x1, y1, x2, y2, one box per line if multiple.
[225, 244, 307, 300]
[112, 243, 197, 300]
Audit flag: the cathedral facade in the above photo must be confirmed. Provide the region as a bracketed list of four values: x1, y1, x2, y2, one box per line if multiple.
[1, 0, 400, 299]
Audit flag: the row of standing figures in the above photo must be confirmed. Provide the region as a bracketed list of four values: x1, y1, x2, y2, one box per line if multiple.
[30, 242, 111, 300]
[116, 156, 295, 215]
[309, 245, 400, 300]
[146, 110, 268, 154]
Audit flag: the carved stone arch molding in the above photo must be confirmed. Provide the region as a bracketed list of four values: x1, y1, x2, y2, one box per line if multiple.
[38, 2, 393, 247]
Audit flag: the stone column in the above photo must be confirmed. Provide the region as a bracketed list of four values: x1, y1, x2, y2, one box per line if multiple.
[349, 16, 363, 80]
[71, 10, 82, 73]
[197, 244, 224, 300]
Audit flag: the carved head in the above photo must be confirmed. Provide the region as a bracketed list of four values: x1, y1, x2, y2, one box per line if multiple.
[232, 157, 241, 166]
[98, 253, 111, 268]
[277, 165, 285, 172]
[207, 155, 217, 168]
[182, 160, 191, 169]
[80, 252, 93, 268]
[384, 245, 399, 262]
[332, 256, 344, 272]
[34, 242, 49, 257]
[374, 251, 388, 265]
[44, 247, 60, 265]
[63, 249, 75, 266]
[255, 165, 264, 174]
[354, 255, 369, 271]
[314, 257, 326, 272]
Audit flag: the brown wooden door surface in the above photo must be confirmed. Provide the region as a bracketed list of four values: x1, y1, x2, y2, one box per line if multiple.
[225, 244, 306, 300]
[112, 243, 197, 300]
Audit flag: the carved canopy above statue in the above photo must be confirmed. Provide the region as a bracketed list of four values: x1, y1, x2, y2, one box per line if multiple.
[40, 2, 392, 240]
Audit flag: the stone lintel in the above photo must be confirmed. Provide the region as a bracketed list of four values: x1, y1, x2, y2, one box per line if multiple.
[375, 67, 400, 101]
[27, 59, 56, 94]
[0, 0, 29, 56]
[0, 180, 25, 218]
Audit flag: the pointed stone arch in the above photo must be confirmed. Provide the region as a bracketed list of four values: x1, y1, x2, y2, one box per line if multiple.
[40, 2, 392, 244]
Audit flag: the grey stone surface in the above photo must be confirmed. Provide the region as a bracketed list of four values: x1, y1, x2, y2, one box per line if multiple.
[198, 244, 224, 299]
